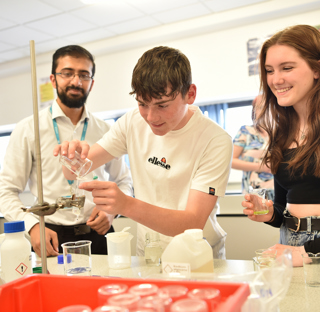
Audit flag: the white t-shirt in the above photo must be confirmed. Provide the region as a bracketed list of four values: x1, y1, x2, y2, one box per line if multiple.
[98, 106, 232, 257]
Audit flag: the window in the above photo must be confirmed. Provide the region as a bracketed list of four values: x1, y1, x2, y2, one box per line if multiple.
[199, 100, 253, 139]
[225, 104, 253, 139]
[199, 100, 254, 194]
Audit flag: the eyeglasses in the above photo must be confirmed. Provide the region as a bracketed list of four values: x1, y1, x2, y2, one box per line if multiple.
[55, 70, 93, 81]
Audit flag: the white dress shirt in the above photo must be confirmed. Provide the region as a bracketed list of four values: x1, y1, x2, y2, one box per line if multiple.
[0, 101, 133, 233]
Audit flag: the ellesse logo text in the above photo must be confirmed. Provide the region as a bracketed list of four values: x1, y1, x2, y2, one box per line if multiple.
[148, 157, 171, 170]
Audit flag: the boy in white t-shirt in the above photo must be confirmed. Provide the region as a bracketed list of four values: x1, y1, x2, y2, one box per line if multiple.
[54, 46, 233, 258]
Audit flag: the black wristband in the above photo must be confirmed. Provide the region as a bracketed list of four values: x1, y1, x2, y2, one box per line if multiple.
[266, 207, 276, 223]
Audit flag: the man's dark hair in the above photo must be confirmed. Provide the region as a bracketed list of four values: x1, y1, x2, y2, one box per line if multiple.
[130, 46, 192, 101]
[51, 45, 95, 77]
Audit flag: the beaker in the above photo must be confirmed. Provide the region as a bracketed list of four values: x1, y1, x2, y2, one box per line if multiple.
[60, 151, 93, 178]
[106, 232, 133, 269]
[61, 240, 92, 276]
[248, 186, 269, 215]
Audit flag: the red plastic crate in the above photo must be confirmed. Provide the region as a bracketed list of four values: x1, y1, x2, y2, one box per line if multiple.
[0, 274, 250, 312]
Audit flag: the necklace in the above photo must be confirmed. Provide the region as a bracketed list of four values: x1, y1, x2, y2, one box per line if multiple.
[300, 126, 306, 141]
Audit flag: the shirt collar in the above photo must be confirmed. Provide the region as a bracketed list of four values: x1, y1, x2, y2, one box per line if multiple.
[51, 100, 90, 124]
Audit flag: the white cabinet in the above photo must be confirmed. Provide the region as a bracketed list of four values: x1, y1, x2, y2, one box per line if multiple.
[217, 194, 280, 260]
[217, 216, 279, 260]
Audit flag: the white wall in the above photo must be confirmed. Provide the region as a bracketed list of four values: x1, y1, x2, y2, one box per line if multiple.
[0, 0, 319, 126]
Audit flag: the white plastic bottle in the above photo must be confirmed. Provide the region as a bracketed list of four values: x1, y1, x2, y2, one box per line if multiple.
[0, 221, 32, 283]
[161, 229, 214, 274]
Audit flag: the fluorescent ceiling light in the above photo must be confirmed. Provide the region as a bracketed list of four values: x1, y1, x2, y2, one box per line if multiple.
[80, 0, 107, 4]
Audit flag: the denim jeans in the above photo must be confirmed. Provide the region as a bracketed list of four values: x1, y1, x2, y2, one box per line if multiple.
[280, 216, 320, 246]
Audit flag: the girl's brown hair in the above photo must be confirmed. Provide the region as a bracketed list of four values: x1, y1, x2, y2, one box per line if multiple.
[257, 25, 320, 176]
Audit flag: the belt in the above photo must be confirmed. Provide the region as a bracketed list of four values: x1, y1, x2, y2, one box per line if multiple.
[283, 215, 320, 232]
[46, 223, 92, 236]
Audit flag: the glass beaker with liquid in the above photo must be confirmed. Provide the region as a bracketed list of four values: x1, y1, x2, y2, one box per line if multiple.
[144, 232, 162, 266]
[248, 185, 269, 215]
[59, 151, 92, 177]
[61, 240, 92, 276]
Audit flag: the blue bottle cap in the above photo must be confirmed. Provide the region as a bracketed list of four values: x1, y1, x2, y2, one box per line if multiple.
[57, 254, 64, 264]
[67, 254, 72, 263]
[4, 221, 25, 233]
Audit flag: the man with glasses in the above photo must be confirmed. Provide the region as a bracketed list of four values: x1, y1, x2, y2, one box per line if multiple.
[0, 45, 133, 257]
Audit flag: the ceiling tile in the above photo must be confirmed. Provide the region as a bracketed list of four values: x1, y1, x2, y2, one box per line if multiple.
[40, 0, 87, 11]
[71, 2, 144, 26]
[64, 28, 116, 44]
[124, 0, 200, 14]
[0, 26, 53, 47]
[0, 18, 16, 31]
[204, 0, 268, 13]
[0, 0, 61, 24]
[34, 38, 75, 54]
[26, 13, 96, 37]
[0, 42, 14, 53]
[0, 48, 30, 61]
[153, 3, 211, 24]
[0, 0, 302, 66]
[106, 16, 161, 35]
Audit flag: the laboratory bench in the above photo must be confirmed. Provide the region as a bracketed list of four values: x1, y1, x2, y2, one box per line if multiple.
[41, 255, 320, 311]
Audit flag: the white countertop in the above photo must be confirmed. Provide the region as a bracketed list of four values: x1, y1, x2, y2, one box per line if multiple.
[39, 255, 319, 311]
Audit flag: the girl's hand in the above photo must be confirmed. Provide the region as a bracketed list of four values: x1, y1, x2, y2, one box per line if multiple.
[242, 193, 274, 222]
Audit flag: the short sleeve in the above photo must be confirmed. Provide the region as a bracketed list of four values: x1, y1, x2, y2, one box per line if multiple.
[233, 126, 248, 148]
[191, 133, 233, 197]
[97, 113, 129, 157]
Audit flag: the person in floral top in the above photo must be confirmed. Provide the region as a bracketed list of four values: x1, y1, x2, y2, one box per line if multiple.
[232, 95, 274, 200]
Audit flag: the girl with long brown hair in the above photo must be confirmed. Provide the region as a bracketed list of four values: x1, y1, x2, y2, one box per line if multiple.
[242, 24, 320, 266]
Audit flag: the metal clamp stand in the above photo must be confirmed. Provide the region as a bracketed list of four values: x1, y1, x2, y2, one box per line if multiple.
[21, 41, 86, 274]
[19, 41, 59, 274]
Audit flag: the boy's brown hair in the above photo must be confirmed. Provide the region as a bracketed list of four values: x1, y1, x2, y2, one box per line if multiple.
[130, 46, 192, 101]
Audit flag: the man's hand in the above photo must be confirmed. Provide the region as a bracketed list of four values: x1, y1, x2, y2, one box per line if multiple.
[53, 139, 90, 159]
[29, 223, 59, 257]
[79, 181, 130, 216]
[86, 206, 115, 235]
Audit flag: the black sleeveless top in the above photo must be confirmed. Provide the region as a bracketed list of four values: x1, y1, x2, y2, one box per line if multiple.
[267, 148, 320, 253]
[274, 148, 320, 205]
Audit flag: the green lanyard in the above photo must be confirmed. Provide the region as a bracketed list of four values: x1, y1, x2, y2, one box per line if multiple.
[50, 106, 88, 185]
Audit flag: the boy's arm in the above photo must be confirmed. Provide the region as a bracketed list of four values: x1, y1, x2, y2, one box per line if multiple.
[80, 180, 217, 236]
[125, 189, 218, 236]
